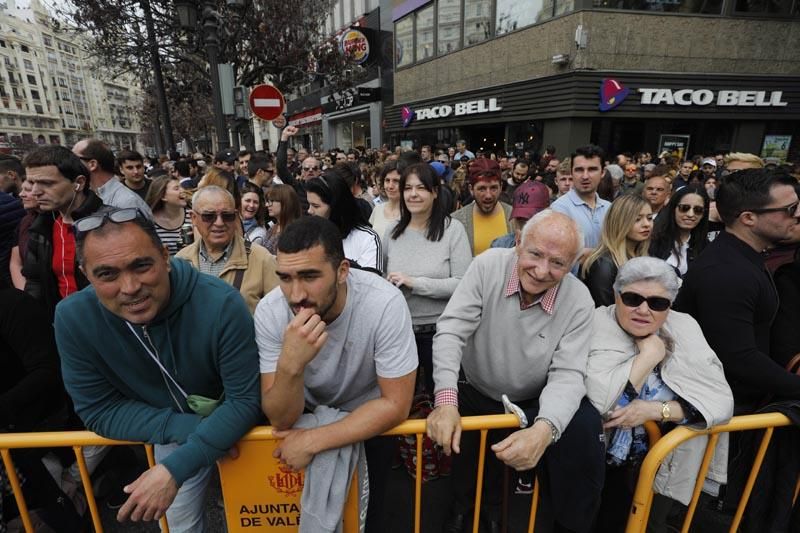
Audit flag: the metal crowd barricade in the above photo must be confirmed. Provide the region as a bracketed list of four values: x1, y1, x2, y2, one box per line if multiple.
[625, 412, 796, 533]
[0, 414, 527, 533]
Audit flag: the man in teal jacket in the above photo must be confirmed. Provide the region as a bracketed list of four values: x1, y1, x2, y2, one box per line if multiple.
[54, 207, 261, 532]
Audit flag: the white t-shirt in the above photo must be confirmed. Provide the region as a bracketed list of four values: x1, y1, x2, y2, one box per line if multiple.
[666, 240, 690, 276]
[255, 268, 418, 412]
[343, 225, 382, 272]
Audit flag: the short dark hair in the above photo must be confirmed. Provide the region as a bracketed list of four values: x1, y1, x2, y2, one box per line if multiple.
[80, 139, 115, 173]
[117, 149, 143, 167]
[647, 165, 672, 180]
[277, 216, 345, 270]
[247, 154, 272, 179]
[397, 150, 422, 175]
[0, 154, 24, 178]
[570, 145, 606, 167]
[23, 145, 89, 183]
[716, 168, 798, 226]
[173, 160, 190, 177]
[75, 207, 163, 266]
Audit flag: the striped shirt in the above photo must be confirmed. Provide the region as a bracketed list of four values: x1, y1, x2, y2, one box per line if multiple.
[155, 210, 191, 256]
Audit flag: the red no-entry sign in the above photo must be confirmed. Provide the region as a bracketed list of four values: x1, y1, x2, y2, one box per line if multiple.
[249, 85, 285, 121]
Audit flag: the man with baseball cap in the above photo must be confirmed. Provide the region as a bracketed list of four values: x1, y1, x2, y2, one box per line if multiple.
[213, 149, 237, 174]
[492, 180, 550, 248]
[451, 159, 512, 256]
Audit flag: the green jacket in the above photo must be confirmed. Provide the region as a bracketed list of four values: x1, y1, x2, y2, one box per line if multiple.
[55, 259, 261, 485]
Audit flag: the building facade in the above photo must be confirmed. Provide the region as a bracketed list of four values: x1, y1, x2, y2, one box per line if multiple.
[0, 0, 143, 156]
[281, 0, 392, 152]
[385, 0, 800, 161]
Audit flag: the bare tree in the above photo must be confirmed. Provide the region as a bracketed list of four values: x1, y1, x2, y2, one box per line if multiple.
[55, 0, 363, 150]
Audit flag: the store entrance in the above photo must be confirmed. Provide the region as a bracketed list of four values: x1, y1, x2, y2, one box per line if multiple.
[466, 124, 506, 155]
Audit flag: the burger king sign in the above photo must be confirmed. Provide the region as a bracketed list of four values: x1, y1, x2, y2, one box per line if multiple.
[340, 29, 370, 65]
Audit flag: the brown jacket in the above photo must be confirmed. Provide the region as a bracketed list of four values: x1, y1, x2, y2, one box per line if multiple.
[176, 236, 279, 313]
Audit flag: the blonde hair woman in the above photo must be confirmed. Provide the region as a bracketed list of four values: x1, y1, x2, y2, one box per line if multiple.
[582, 194, 654, 306]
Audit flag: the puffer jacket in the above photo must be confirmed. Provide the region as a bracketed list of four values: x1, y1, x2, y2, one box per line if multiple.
[22, 191, 104, 320]
[586, 305, 734, 504]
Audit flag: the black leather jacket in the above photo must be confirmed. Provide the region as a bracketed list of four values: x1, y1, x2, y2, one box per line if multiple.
[22, 191, 104, 320]
[583, 254, 618, 308]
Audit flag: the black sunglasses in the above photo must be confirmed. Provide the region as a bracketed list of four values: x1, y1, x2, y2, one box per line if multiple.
[74, 208, 144, 233]
[740, 201, 799, 218]
[677, 204, 705, 216]
[619, 291, 671, 312]
[302, 166, 320, 172]
[193, 210, 237, 224]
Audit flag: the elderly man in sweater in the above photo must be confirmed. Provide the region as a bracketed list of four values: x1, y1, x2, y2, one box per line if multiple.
[427, 210, 605, 533]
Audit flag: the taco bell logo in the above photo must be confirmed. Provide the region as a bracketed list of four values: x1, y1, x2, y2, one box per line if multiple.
[401, 106, 415, 128]
[599, 79, 630, 111]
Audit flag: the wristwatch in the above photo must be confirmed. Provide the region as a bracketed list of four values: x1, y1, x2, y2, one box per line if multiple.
[660, 401, 671, 422]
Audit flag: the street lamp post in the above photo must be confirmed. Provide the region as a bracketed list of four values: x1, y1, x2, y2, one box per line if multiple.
[175, 0, 231, 151]
[201, 1, 229, 151]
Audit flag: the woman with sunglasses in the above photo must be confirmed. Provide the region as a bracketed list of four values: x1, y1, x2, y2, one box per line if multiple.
[240, 182, 267, 247]
[264, 185, 302, 255]
[582, 194, 654, 307]
[648, 186, 709, 277]
[305, 172, 382, 274]
[383, 163, 471, 394]
[145, 175, 190, 256]
[586, 257, 733, 532]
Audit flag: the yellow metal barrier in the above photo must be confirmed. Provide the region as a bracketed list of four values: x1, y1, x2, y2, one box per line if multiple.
[625, 412, 795, 533]
[0, 415, 527, 533]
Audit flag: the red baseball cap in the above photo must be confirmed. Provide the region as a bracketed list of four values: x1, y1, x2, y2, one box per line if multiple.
[510, 181, 550, 220]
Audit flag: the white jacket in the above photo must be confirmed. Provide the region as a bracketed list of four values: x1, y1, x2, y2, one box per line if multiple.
[586, 305, 734, 504]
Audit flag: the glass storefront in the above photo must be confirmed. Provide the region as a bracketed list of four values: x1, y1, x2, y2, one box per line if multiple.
[331, 113, 371, 151]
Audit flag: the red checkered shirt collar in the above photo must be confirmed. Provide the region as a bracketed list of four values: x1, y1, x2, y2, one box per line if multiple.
[505, 258, 559, 314]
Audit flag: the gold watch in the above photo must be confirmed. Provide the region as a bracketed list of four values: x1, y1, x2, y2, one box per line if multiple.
[660, 401, 671, 422]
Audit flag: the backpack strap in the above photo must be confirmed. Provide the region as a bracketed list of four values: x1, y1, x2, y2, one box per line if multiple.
[232, 240, 252, 290]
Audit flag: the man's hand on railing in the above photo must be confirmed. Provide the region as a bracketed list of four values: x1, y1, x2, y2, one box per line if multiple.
[491, 421, 552, 471]
[426, 405, 462, 456]
[117, 464, 178, 523]
[272, 428, 316, 471]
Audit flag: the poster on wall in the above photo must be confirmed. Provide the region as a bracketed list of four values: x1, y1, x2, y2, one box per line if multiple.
[658, 135, 691, 162]
[760, 135, 792, 164]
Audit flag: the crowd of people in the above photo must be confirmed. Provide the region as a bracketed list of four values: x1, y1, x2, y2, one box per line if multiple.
[1, 132, 799, 533]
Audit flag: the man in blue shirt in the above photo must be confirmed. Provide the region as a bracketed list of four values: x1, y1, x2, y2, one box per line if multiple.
[551, 145, 611, 271]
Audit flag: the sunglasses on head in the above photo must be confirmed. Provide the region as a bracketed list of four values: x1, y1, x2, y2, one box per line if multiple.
[677, 204, 705, 216]
[75, 208, 145, 234]
[194, 210, 237, 224]
[620, 291, 671, 312]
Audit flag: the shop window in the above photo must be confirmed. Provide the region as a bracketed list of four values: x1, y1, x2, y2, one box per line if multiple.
[735, 0, 796, 14]
[395, 15, 414, 67]
[464, 0, 493, 46]
[438, 0, 462, 54]
[592, 0, 722, 14]
[496, 0, 547, 35]
[416, 5, 435, 62]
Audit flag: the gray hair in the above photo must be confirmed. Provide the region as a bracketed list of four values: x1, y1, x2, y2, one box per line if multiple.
[613, 257, 682, 301]
[192, 185, 234, 208]
[519, 209, 585, 263]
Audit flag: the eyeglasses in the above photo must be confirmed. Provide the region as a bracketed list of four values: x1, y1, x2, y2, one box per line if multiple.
[193, 210, 237, 224]
[619, 291, 671, 312]
[740, 201, 799, 217]
[302, 166, 320, 172]
[266, 199, 280, 206]
[677, 204, 705, 216]
[75, 208, 145, 233]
